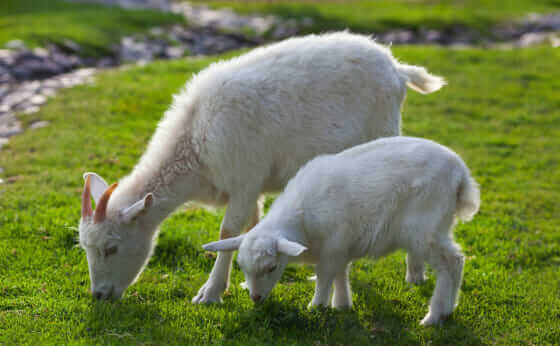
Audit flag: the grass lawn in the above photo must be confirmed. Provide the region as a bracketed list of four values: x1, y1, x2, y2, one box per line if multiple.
[0, 44, 558, 344]
[0, 0, 184, 55]
[191, 0, 560, 36]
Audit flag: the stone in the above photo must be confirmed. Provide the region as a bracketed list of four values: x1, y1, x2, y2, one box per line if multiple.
[424, 29, 443, 43]
[0, 67, 12, 84]
[382, 30, 415, 44]
[149, 27, 165, 36]
[96, 57, 116, 68]
[11, 56, 64, 80]
[3, 90, 33, 108]
[301, 17, 314, 27]
[23, 106, 40, 114]
[0, 49, 16, 64]
[30, 120, 50, 129]
[62, 39, 81, 53]
[21, 81, 41, 92]
[518, 32, 549, 47]
[0, 85, 8, 99]
[30, 94, 47, 105]
[32, 47, 50, 58]
[0, 123, 22, 137]
[120, 37, 155, 62]
[165, 46, 185, 59]
[40, 87, 57, 98]
[50, 52, 81, 71]
[5, 40, 26, 50]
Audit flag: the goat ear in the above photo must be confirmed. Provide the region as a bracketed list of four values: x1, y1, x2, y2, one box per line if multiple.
[83, 172, 109, 204]
[120, 193, 153, 223]
[203, 235, 245, 252]
[277, 238, 307, 257]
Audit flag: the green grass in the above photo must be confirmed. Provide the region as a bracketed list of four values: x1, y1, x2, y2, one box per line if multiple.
[1, 46, 559, 344]
[0, 0, 184, 55]
[191, 0, 560, 36]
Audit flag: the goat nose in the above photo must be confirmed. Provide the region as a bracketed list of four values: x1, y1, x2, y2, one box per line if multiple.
[251, 294, 262, 303]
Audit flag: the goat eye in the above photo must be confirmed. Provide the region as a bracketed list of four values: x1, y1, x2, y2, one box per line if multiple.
[104, 245, 118, 257]
[268, 265, 277, 273]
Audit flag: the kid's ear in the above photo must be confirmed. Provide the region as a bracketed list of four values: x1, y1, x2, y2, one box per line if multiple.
[277, 238, 307, 257]
[203, 235, 245, 252]
[83, 172, 109, 204]
[120, 193, 153, 223]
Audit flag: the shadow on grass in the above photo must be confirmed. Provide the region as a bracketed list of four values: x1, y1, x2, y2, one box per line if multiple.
[84, 300, 195, 343]
[352, 274, 483, 345]
[222, 300, 378, 344]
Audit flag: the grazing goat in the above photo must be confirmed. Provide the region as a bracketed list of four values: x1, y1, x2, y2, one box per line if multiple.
[78, 32, 445, 302]
[204, 137, 480, 326]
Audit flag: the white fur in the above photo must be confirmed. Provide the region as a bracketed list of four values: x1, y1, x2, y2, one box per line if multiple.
[204, 137, 480, 325]
[78, 32, 445, 302]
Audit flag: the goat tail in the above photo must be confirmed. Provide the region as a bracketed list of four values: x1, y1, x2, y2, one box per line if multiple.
[456, 175, 480, 222]
[396, 63, 446, 94]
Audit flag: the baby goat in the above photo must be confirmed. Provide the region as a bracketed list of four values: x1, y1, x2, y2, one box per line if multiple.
[78, 32, 445, 303]
[204, 137, 480, 325]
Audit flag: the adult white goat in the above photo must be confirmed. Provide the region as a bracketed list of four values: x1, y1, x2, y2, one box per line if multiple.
[78, 32, 445, 302]
[204, 137, 480, 326]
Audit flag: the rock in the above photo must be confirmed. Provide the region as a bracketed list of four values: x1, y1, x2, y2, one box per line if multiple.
[120, 37, 155, 62]
[165, 46, 185, 59]
[381, 30, 415, 44]
[423, 29, 443, 43]
[0, 138, 8, 149]
[23, 106, 40, 114]
[0, 167, 4, 174]
[96, 57, 116, 68]
[40, 87, 57, 98]
[0, 85, 9, 99]
[30, 94, 47, 105]
[2, 90, 33, 108]
[0, 66, 12, 84]
[30, 120, 50, 129]
[0, 123, 22, 138]
[5, 40, 26, 50]
[301, 17, 314, 27]
[21, 81, 41, 92]
[149, 27, 165, 37]
[12, 52, 65, 80]
[518, 32, 550, 47]
[61, 39, 82, 53]
[32, 47, 50, 58]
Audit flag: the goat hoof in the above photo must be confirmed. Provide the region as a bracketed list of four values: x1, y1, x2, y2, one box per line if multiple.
[406, 273, 427, 285]
[420, 312, 451, 326]
[192, 282, 224, 304]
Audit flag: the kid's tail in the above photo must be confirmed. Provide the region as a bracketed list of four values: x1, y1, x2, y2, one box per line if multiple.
[456, 175, 480, 221]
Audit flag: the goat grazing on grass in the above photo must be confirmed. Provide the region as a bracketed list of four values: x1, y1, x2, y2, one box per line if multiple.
[204, 137, 480, 325]
[78, 32, 445, 302]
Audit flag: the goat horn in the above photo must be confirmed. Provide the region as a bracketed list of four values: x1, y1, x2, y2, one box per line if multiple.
[81, 175, 93, 220]
[94, 183, 118, 224]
